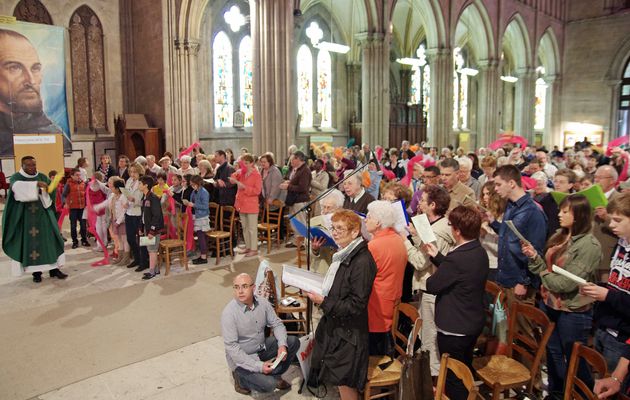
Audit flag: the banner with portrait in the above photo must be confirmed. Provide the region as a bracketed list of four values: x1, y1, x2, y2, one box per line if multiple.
[0, 20, 71, 158]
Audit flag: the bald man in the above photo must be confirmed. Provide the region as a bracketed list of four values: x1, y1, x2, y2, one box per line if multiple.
[0, 29, 62, 157]
[221, 273, 299, 395]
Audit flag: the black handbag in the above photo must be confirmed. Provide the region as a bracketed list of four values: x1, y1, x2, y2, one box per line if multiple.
[398, 318, 433, 400]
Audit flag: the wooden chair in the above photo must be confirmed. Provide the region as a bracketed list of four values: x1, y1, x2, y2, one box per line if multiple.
[257, 200, 284, 253]
[206, 205, 236, 264]
[472, 302, 555, 399]
[265, 269, 310, 335]
[158, 211, 189, 275]
[436, 353, 481, 400]
[476, 280, 508, 355]
[363, 303, 420, 400]
[208, 202, 220, 231]
[391, 302, 421, 357]
[563, 342, 608, 400]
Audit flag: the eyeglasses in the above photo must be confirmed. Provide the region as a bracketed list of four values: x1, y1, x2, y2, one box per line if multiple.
[330, 226, 348, 234]
[233, 283, 253, 291]
[594, 175, 613, 180]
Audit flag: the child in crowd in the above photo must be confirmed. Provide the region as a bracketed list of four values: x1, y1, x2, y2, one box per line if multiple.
[183, 175, 210, 264]
[88, 171, 111, 252]
[48, 170, 60, 219]
[138, 175, 164, 280]
[77, 157, 90, 182]
[62, 168, 89, 248]
[108, 178, 129, 264]
[152, 171, 170, 206]
[124, 163, 144, 270]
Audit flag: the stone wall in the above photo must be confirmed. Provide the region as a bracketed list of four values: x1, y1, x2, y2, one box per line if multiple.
[561, 9, 630, 142]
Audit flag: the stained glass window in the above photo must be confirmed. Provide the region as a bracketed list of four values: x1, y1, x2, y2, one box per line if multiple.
[453, 47, 469, 129]
[297, 45, 313, 127]
[423, 64, 431, 120]
[317, 49, 332, 127]
[239, 35, 253, 127]
[534, 78, 547, 131]
[213, 31, 233, 128]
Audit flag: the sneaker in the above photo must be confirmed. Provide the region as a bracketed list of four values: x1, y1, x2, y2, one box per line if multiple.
[72, 242, 79, 249]
[192, 257, 208, 265]
[234, 247, 248, 254]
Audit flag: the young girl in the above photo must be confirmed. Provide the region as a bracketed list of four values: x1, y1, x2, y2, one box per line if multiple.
[124, 163, 144, 270]
[109, 178, 129, 264]
[184, 175, 210, 264]
[77, 157, 90, 183]
[88, 171, 111, 252]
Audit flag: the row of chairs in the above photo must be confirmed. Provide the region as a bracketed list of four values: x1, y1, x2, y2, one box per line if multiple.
[157, 200, 289, 269]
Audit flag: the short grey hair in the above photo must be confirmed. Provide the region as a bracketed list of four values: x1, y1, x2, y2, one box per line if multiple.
[180, 155, 192, 163]
[134, 156, 147, 166]
[320, 189, 345, 208]
[367, 200, 396, 229]
[597, 165, 619, 182]
[343, 170, 363, 185]
[440, 157, 460, 171]
[146, 155, 155, 162]
[456, 157, 472, 170]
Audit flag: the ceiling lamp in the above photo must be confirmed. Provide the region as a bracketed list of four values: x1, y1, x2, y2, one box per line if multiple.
[315, 41, 350, 54]
[500, 75, 518, 83]
[396, 57, 423, 66]
[459, 67, 479, 76]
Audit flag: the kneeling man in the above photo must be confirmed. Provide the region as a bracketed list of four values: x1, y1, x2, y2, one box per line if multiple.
[221, 273, 299, 395]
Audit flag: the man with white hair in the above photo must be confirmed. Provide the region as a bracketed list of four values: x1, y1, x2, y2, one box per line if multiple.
[342, 171, 374, 214]
[146, 155, 161, 175]
[536, 150, 557, 178]
[593, 165, 621, 280]
[456, 157, 480, 199]
[365, 200, 408, 355]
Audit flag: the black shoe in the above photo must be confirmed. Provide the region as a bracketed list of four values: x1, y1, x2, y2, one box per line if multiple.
[126, 260, 138, 269]
[49, 269, 68, 280]
[142, 272, 156, 280]
[192, 257, 208, 265]
[135, 265, 149, 272]
[32, 273, 42, 283]
[81, 240, 90, 247]
[72, 242, 79, 249]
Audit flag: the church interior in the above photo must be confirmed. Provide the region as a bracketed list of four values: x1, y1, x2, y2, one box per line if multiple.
[1, 0, 630, 399]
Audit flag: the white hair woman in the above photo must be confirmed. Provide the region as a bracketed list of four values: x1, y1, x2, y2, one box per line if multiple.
[178, 155, 196, 176]
[364, 200, 408, 355]
[311, 189, 346, 273]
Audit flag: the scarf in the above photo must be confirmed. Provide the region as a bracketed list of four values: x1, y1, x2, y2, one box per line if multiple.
[321, 237, 364, 296]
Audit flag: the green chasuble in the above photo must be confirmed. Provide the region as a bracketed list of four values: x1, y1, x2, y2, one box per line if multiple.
[2, 171, 65, 272]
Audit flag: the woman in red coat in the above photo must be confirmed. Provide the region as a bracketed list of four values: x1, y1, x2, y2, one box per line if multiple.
[230, 154, 262, 257]
[364, 200, 408, 355]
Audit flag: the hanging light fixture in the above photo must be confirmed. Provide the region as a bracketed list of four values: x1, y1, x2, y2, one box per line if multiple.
[315, 0, 350, 54]
[500, 75, 518, 83]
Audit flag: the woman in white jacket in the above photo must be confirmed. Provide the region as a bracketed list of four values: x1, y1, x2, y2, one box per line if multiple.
[400, 185, 455, 377]
[108, 178, 129, 265]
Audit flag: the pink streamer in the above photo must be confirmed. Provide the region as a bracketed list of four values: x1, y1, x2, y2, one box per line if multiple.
[57, 207, 69, 230]
[178, 142, 200, 160]
[606, 135, 629, 156]
[86, 177, 110, 266]
[400, 154, 424, 186]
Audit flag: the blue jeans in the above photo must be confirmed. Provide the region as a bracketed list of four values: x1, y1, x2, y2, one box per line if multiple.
[233, 335, 299, 392]
[540, 302, 593, 397]
[594, 328, 630, 394]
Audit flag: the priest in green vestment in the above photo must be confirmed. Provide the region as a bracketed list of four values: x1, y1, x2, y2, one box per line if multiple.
[2, 156, 67, 283]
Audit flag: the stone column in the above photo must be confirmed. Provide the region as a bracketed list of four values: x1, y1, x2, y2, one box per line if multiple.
[361, 35, 390, 147]
[251, 0, 295, 159]
[514, 68, 536, 144]
[346, 63, 362, 122]
[426, 48, 453, 149]
[476, 59, 500, 149]
[607, 78, 622, 140]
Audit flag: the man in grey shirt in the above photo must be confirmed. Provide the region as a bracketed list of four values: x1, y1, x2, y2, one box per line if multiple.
[221, 273, 299, 394]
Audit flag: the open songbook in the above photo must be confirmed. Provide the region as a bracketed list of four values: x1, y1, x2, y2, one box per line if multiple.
[282, 264, 324, 295]
[392, 199, 411, 234]
[410, 213, 437, 244]
[290, 217, 337, 248]
[550, 185, 608, 209]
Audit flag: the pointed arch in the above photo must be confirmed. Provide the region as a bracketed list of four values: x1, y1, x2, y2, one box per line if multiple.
[537, 28, 561, 77]
[391, 0, 445, 54]
[69, 5, 107, 133]
[502, 14, 533, 72]
[13, 0, 53, 25]
[454, 1, 496, 62]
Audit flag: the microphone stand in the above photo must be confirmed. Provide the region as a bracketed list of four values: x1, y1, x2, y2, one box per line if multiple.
[288, 162, 370, 395]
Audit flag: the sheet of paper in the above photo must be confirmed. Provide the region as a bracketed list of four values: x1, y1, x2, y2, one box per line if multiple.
[505, 220, 530, 245]
[269, 351, 287, 370]
[139, 236, 157, 247]
[411, 214, 437, 244]
[203, 178, 215, 185]
[551, 265, 587, 285]
[282, 264, 324, 296]
[392, 200, 410, 234]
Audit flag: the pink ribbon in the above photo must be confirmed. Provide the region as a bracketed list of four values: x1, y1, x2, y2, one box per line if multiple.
[57, 207, 69, 230]
[86, 177, 110, 266]
[178, 142, 200, 160]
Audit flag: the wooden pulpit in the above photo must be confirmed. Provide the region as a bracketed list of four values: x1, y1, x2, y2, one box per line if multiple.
[114, 114, 164, 160]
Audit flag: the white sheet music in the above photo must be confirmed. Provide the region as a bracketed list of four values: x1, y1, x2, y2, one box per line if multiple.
[282, 265, 324, 295]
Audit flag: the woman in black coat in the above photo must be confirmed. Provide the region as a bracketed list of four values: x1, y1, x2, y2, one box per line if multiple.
[306, 210, 377, 400]
[425, 205, 489, 400]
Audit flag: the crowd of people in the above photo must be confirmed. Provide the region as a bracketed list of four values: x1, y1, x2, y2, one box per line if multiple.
[3, 137, 630, 399]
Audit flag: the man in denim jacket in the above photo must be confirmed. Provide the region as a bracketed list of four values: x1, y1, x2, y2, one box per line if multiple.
[488, 165, 547, 312]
